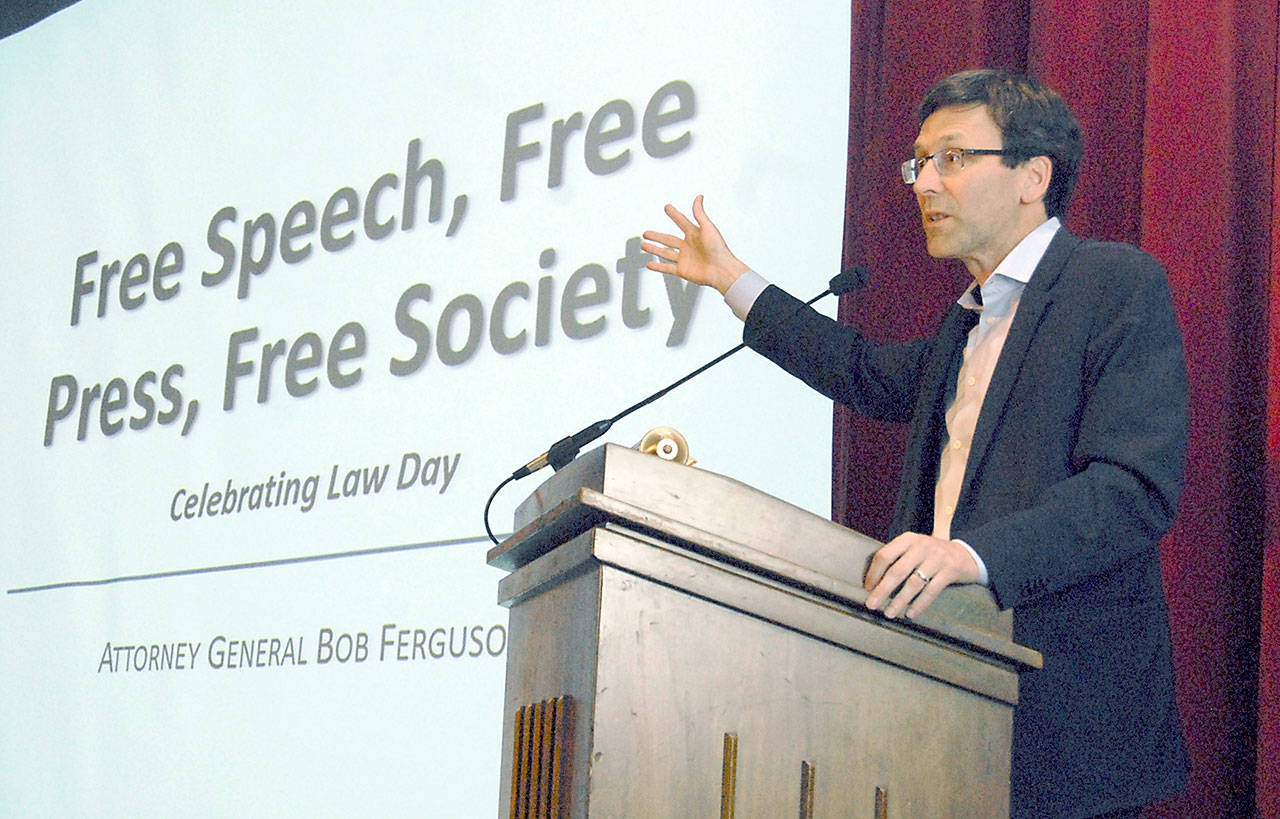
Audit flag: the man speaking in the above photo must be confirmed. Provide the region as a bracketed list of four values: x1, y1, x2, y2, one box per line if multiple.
[642, 69, 1188, 818]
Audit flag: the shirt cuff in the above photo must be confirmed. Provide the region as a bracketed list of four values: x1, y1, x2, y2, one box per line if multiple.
[724, 269, 769, 320]
[952, 539, 990, 586]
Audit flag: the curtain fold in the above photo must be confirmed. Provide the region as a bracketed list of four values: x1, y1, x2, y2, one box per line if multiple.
[1259, 25, 1280, 816]
[1139, 2, 1272, 814]
[835, 1, 1277, 813]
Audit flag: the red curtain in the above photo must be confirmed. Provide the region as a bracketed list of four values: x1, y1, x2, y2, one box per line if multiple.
[1261, 7, 1280, 811]
[835, 1, 1278, 815]
[1260, 3, 1280, 810]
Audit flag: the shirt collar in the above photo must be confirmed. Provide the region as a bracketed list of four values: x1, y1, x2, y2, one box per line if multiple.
[959, 217, 1061, 309]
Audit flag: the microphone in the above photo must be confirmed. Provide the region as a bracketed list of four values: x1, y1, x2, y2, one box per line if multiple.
[508, 267, 868, 481]
[484, 267, 869, 545]
[829, 265, 868, 295]
[510, 419, 614, 479]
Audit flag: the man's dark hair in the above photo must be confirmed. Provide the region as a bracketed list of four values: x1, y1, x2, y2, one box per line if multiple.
[920, 69, 1083, 219]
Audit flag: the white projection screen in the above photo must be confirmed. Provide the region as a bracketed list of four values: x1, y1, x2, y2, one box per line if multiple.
[1, 1, 851, 814]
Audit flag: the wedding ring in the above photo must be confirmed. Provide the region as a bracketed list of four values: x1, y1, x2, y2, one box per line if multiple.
[912, 568, 931, 584]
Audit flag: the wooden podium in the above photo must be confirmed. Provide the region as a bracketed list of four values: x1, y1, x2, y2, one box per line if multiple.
[487, 444, 1041, 818]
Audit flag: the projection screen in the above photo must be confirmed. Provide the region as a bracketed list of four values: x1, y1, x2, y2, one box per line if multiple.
[1, 1, 851, 813]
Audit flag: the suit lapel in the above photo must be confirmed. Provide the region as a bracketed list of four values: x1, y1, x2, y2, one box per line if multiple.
[892, 302, 980, 535]
[957, 230, 1084, 516]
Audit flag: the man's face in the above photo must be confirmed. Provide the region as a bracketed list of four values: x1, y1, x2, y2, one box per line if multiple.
[911, 104, 1032, 278]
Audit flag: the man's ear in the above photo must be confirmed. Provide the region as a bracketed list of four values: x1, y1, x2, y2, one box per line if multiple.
[1019, 155, 1053, 205]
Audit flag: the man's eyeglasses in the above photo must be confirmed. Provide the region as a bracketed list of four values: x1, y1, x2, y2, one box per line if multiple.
[900, 148, 1014, 184]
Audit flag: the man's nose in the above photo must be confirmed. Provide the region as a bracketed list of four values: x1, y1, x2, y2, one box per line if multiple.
[912, 156, 942, 196]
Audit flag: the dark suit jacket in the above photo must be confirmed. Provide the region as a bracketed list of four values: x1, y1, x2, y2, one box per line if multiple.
[742, 228, 1188, 818]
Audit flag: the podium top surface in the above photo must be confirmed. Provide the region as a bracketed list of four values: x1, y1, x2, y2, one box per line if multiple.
[488, 444, 1040, 670]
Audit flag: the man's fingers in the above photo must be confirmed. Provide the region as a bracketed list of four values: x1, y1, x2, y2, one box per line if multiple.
[864, 532, 962, 618]
[883, 563, 946, 619]
[691, 194, 709, 226]
[663, 203, 696, 232]
[880, 582, 923, 620]
[640, 239, 679, 261]
[904, 578, 946, 619]
[864, 562, 912, 611]
[863, 537, 910, 590]
[641, 230, 681, 248]
[867, 557, 916, 611]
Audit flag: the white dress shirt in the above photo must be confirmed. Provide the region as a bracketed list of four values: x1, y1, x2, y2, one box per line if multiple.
[935, 217, 1060, 583]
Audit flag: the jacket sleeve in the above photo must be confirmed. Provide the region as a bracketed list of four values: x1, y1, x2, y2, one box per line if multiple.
[742, 284, 934, 423]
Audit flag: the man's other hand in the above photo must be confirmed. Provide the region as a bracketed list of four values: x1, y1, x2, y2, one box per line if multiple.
[863, 532, 981, 619]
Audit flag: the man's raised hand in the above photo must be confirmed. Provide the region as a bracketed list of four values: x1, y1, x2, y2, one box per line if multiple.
[641, 195, 750, 295]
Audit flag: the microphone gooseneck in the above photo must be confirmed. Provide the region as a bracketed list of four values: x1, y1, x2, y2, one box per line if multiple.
[486, 267, 869, 545]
